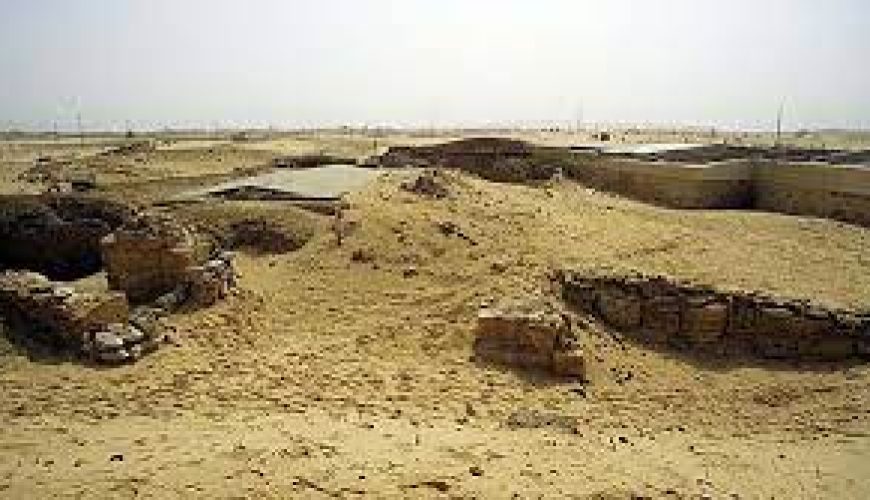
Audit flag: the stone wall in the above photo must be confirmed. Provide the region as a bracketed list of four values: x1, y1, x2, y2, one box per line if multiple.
[559, 270, 870, 361]
[102, 214, 210, 303]
[0, 194, 135, 279]
[753, 162, 870, 227]
[567, 159, 754, 209]
[373, 139, 870, 226]
[0, 271, 159, 363]
[567, 156, 870, 227]
[474, 297, 585, 377]
[102, 213, 235, 307]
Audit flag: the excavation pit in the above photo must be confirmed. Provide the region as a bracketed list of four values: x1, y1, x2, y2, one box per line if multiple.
[0, 194, 135, 281]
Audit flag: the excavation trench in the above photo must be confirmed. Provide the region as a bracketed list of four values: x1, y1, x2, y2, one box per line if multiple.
[0, 194, 135, 281]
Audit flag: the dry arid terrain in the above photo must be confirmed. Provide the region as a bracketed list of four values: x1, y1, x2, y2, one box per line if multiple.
[1, 130, 870, 499]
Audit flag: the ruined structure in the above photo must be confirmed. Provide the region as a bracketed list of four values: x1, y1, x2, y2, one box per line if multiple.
[0, 271, 158, 363]
[375, 138, 562, 183]
[101, 212, 234, 307]
[560, 270, 870, 361]
[271, 154, 356, 169]
[96, 140, 156, 157]
[373, 139, 870, 227]
[474, 297, 585, 377]
[0, 194, 135, 280]
[568, 144, 870, 227]
[0, 206, 235, 364]
[400, 169, 451, 198]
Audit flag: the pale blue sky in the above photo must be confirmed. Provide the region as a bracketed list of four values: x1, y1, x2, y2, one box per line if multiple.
[1, 0, 868, 131]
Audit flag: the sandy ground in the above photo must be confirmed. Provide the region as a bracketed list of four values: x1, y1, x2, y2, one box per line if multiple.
[1, 133, 870, 498]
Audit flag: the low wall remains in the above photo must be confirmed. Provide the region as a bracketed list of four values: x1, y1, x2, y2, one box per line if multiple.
[560, 270, 870, 361]
[0, 271, 159, 363]
[0, 194, 135, 279]
[474, 297, 585, 377]
[569, 157, 870, 227]
[102, 213, 235, 307]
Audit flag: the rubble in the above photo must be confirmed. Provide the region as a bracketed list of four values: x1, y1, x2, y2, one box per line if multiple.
[373, 138, 562, 183]
[0, 270, 158, 363]
[0, 211, 234, 364]
[185, 253, 236, 307]
[401, 169, 450, 198]
[560, 269, 870, 361]
[96, 141, 156, 157]
[0, 194, 134, 280]
[474, 297, 585, 377]
[271, 154, 356, 169]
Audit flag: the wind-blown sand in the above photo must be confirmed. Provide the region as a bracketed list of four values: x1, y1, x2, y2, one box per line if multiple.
[1, 134, 869, 498]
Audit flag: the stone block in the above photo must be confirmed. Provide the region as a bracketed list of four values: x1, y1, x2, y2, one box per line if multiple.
[756, 305, 797, 337]
[800, 337, 855, 361]
[102, 212, 230, 306]
[552, 349, 586, 377]
[682, 299, 728, 343]
[598, 287, 642, 330]
[727, 297, 759, 335]
[755, 337, 799, 359]
[642, 294, 682, 341]
[474, 297, 583, 377]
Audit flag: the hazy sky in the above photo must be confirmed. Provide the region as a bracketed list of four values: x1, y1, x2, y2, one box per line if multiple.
[1, 0, 868, 131]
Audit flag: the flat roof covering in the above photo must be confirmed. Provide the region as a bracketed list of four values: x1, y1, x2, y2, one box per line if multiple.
[178, 164, 382, 201]
[571, 143, 707, 155]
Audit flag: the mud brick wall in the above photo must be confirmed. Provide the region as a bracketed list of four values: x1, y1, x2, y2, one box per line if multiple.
[560, 271, 870, 361]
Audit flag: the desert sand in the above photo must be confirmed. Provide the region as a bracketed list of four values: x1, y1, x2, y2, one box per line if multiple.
[1, 131, 869, 498]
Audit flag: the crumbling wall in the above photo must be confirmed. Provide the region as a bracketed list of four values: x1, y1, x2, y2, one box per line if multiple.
[474, 297, 585, 377]
[271, 154, 357, 169]
[375, 138, 560, 183]
[101, 213, 234, 307]
[0, 271, 158, 363]
[560, 270, 870, 361]
[0, 194, 135, 280]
